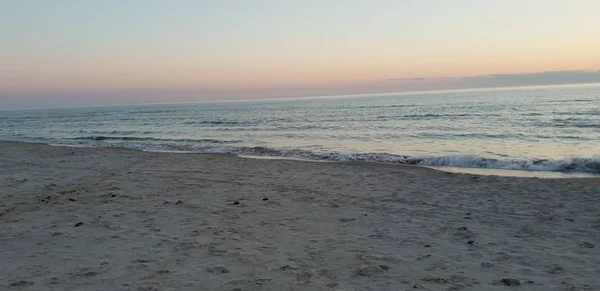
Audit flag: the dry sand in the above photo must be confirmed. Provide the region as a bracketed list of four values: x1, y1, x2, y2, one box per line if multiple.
[1, 141, 599, 291]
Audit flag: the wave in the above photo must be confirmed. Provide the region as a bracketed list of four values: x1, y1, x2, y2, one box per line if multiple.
[413, 155, 600, 173]
[554, 110, 600, 116]
[52, 140, 600, 174]
[355, 104, 422, 109]
[74, 130, 157, 135]
[181, 120, 249, 126]
[535, 118, 600, 129]
[546, 99, 596, 103]
[4, 134, 598, 173]
[72, 136, 241, 144]
[375, 113, 501, 120]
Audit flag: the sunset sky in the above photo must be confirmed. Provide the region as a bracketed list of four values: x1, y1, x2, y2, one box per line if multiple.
[2, 0, 600, 109]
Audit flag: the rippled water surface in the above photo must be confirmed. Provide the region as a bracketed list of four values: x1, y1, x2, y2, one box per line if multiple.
[1, 84, 599, 173]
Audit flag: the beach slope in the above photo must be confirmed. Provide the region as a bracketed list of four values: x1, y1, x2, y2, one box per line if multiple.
[1, 141, 598, 290]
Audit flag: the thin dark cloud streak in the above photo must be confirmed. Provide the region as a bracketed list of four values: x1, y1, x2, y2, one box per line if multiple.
[389, 70, 600, 87]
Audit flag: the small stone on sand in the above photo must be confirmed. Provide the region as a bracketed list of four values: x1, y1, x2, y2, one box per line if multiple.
[206, 266, 230, 273]
[499, 278, 520, 286]
[378, 265, 390, 271]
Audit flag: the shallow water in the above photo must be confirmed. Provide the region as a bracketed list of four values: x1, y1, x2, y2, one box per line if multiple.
[1, 84, 599, 174]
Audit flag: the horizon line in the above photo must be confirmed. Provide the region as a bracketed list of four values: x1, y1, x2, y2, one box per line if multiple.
[1, 82, 600, 112]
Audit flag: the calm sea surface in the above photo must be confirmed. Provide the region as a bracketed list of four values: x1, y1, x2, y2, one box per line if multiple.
[1, 84, 599, 174]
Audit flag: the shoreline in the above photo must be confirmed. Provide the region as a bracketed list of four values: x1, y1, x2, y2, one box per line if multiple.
[3, 140, 599, 179]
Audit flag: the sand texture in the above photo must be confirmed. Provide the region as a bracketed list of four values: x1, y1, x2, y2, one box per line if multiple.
[1, 141, 599, 291]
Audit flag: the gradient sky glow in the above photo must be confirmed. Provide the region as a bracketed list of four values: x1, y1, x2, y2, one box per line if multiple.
[2, 0, 600, 109]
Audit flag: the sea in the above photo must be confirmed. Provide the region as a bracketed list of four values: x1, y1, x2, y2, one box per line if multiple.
[1, 84, 599, 177]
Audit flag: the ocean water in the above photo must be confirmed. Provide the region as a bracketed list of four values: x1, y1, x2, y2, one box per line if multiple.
[1, 84, 599, 174]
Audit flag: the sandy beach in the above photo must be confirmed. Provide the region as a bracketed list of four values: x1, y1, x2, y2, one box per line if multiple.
[1, 141, 598, 291]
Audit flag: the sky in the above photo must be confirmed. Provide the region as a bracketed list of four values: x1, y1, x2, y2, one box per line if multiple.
[1, 0, 600, 109]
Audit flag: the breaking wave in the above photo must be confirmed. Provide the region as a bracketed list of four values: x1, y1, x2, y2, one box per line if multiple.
[49, 140, 600, 174]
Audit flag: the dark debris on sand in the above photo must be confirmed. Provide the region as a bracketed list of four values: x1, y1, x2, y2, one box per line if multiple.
[10, 281, 34, 287]
[497, 278, 520, 286]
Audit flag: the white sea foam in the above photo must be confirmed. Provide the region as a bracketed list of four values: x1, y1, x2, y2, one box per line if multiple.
[415, 155, 600, 173]
[5, 136, 589, 174]
[43, 139, 600, 174]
